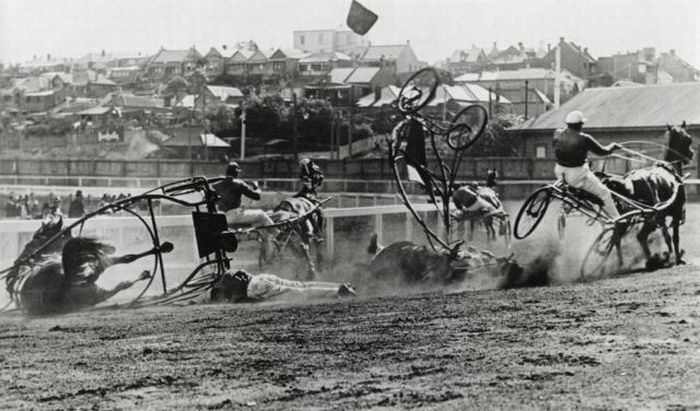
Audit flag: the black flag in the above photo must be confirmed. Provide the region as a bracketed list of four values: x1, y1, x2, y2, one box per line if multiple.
[346, 0, 378, 35]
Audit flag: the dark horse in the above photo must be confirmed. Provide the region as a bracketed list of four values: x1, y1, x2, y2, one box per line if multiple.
[264, 192, 325, 279]
[603, 122, 694, 267]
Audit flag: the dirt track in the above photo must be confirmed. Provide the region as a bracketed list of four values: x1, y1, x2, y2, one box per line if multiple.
[3, 200, 700, 410]
[1, 261, 700, 410]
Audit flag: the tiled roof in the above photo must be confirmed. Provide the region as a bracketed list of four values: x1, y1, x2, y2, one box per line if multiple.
[515, 82, 700, 130]
[151, 48, 201, 64]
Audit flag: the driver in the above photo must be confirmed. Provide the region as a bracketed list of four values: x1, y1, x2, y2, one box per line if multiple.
[213, 162, 277, 245]
[553, 111, 621, 219]
[210, 270, 356, 303]
[293, 158, 325, 240]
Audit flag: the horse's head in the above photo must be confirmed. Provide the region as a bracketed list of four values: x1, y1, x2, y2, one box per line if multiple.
[665, 121, 695, 165]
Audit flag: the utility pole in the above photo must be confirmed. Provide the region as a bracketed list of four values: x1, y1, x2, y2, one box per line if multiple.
[348, 107, 354, 158]
[240, 104, 246, 160]
[524, 80, 529, 119]
[292, 91, 299, 160]
[554, 44, 561, 108]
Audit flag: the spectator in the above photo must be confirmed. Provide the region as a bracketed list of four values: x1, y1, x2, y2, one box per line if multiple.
[485, 168, 498, 188]
[28, 193, 41, 219]
[5, 194, 17, 218]
[69, 190, 86, 218]
[17, 194, 29, 219]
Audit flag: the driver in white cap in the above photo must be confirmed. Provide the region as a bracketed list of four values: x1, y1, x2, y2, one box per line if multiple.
[553, 110, 622, 219]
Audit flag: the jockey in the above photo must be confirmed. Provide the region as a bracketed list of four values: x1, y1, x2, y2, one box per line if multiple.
[553, 110, 622, 219]
[294, 157, 325, 240]
[297, 157, 324, 197]
[213, 162, 277, 245]
[452, 182, 503, 220]
[210, 270, 356, 303]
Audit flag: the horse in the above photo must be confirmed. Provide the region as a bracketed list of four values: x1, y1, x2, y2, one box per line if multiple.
[11, 237, 166, 315]
[365, 233, 518, 285]
[262, 194, 326, 279]
[602, 123, 694, 267]
[452, 184, 506, 243]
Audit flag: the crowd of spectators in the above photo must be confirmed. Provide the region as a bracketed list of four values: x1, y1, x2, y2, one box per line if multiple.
[3, 191, 134, 220]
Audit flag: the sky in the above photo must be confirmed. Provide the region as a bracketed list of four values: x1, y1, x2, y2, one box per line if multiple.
[1, 0, 699, 68]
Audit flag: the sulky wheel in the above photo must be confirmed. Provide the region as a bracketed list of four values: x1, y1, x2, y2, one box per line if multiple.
[580, 226, 623, 280]
[514, 186, 552, 239]
[397, 67, 440, 114]
[446, 104, 488, 151]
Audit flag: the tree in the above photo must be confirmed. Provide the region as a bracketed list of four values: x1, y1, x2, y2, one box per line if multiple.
[464, 112, 525, 157]
[163, 76, 189, 97]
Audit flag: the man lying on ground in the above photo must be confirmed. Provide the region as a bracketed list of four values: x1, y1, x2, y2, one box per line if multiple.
[210, 270, 356, 303]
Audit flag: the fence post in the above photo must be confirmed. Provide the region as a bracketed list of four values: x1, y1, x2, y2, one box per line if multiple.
[375, 214, 383, 245]
[324, 216, 335, 262]
[405, 212, 412, 241]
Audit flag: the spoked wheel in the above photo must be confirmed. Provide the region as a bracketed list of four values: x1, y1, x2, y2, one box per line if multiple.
[447, 104, 488, 151]
[397, 67, 439, 114]
[514, 187, 552, 239]
[580, 226, 623, 280]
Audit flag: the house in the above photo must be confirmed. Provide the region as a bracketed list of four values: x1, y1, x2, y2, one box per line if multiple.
[326, 66, 394, 97]
[104, 93, 166, 115]
[455, 68, 584, 115]
[358, 42, 420, 74]
[246, 48, 276, 78]
[268, 48, 308, 78]
[197, 85, 244, 110]
[597, 47, 659, 85]
[86, 76, 118, 98]
[40, 72, 73, 90]
[488, 45, 529, 70]
[225, 49, 255, 76]
[657, 50, 699, 82]
[18, 55, 69, 75]
[162, 127, 231, 159]
[293, 28, 370, 54]
[535, 37, 596, 81]
[108, 66, 141, 85]
[446, 47, 487, 75]
[298, 51, 353, 78]
[145, 47, 203, 80]
[24, 89, 65, 112]
[203, 47, 225, 78]
[511, 83, 700, 161]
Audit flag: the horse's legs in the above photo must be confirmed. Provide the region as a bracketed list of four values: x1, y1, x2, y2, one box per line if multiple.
[637, 220, 656, 266]
[298, 239, 317, 280]
[672, 218, 685, 265]
[467, 220, 475, 242]
[659, 219, 673, 263]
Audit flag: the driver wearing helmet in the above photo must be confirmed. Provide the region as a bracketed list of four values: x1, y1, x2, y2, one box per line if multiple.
[210, 270, 356, 303]
[553, 110, 622, 219]
[213, 162, 277, 243]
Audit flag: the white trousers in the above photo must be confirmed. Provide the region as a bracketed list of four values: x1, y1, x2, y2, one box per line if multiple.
[554, 163, 620, 219]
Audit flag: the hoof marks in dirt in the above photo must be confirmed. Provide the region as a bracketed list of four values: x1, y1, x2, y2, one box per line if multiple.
[522, 353, 600, 367]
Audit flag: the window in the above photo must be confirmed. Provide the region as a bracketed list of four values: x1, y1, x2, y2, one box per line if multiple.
[319, 34, 324, 43]
[536, 146, 546, 158]
[300, 35, 305, 45]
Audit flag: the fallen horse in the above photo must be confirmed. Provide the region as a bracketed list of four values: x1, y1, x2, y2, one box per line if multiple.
[366, 234, 522, 286]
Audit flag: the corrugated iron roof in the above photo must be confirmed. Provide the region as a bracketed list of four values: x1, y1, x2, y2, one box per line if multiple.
[346, 67, 380, 83]
[361, 45, 406, 61]
[329, 68, 354, 83]
[207, 85, 243, 100]
[201, 133, 230, 147]
[299, 51, 352, 63]
[515, 82, 700, 130]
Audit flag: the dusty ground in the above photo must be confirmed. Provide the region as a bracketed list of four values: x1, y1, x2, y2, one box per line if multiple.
[2, 204, 700, 409]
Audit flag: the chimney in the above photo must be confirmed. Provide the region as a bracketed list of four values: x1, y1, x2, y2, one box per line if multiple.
[559, 37, 565, 44]
[47, 53, 51, 61]
[518, 42, 524, 52]
[547, 43, 551, 53]
[406, 39, 410, 45]
[101, 49, 106, 57]
[670, 49, 676, 56]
